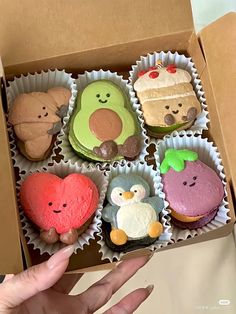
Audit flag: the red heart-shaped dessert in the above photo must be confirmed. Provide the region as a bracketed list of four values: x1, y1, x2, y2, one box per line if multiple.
[20, 173, 99, 234]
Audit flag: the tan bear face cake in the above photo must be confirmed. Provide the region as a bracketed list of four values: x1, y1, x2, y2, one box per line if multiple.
[133, 62, 201, 137]
[9, 87, 71, 161]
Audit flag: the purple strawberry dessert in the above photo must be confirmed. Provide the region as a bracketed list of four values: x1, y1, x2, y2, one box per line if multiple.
[160, 148, 224, 229]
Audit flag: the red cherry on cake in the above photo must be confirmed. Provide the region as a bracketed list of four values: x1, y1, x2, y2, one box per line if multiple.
[149, 71, 159, 78]
[166, 64, 177, 73]
[20, 173, 99, 244]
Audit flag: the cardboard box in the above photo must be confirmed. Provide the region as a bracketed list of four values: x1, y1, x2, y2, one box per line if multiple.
[0, 0, 235, 274]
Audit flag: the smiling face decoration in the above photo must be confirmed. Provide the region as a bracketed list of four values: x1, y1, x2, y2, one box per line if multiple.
[9, 87, 71, 160]
[102, 174, 164, 247]
[107, 174, 150, 207]
[133, 63, 201, 137]
[160, 149, 224, 228]
[69, 80, 142, 161]
[20, 172, 99, 244]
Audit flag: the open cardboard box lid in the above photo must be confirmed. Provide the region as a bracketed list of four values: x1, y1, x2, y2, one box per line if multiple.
[0, 0, 194, 75]
[0, 0, 235, 274]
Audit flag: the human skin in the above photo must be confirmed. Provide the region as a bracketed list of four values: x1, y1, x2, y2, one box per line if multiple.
[0, 246, 153, 314]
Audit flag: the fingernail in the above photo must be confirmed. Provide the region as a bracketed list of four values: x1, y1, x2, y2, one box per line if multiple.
[146, 284, 154, 295]
[47, 245, 75, 269]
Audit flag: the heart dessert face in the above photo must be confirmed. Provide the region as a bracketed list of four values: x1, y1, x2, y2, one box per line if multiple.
[20, 173, 99, 234]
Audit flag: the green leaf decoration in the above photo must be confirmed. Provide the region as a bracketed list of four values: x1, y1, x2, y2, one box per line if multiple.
[160, 158, 170, 174]
[160, 149, 198, 174]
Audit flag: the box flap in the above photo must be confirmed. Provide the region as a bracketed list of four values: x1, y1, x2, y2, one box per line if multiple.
[0, 60, 23, 274]
[0, 0, 193, 72]
[199, 12, 236, 197]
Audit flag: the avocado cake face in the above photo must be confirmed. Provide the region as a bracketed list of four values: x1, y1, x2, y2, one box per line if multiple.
[69, 80, 142, 162]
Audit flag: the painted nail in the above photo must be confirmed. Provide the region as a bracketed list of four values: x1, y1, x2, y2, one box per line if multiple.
[47, 245, 75, 269]
[146, 284, 154, 295]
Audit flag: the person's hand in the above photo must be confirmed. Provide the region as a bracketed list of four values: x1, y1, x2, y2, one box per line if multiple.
[0, 245, 154, 313]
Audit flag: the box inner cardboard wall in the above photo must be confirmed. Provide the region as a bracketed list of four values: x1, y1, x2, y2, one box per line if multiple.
[0, 95, 23, 274]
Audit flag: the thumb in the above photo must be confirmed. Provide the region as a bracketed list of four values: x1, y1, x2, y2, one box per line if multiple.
[0, 245, 74, 309]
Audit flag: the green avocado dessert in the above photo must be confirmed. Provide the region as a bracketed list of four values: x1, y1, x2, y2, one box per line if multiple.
[69, 80, 142, 162]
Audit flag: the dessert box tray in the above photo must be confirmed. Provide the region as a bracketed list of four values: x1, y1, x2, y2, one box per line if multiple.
[0, 0, 235, 274]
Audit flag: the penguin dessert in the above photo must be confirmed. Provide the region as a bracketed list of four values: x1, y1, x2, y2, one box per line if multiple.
[102, 174, 164, 252]
[69, 80, 142, 162]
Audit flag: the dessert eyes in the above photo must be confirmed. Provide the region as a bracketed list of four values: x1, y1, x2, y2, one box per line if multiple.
[178, 103, 182, 107]
[130, 184, 146, 199]
[183, 177, 197, 186]
[165, 105, 170, 110]
[111, 187, 125, 199]
[96, 93, 111, 98]
[48, 202, 53, 206]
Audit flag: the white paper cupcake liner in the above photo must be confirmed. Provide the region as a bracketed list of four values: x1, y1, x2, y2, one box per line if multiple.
[56, 69, 149, 167]
[129, 51, 209, 138]
[155, 132, 230, 242]
[7, 69, 77, 172]
[17, 160, 108, 255]
[97, 160, 172, 262]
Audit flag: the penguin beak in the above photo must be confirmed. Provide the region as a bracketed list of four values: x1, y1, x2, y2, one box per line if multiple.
[123, 191, 134, 200]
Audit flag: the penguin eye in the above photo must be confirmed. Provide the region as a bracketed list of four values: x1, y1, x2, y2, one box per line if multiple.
[130, 184, 146, 198]
[110, 187, 125, 205]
